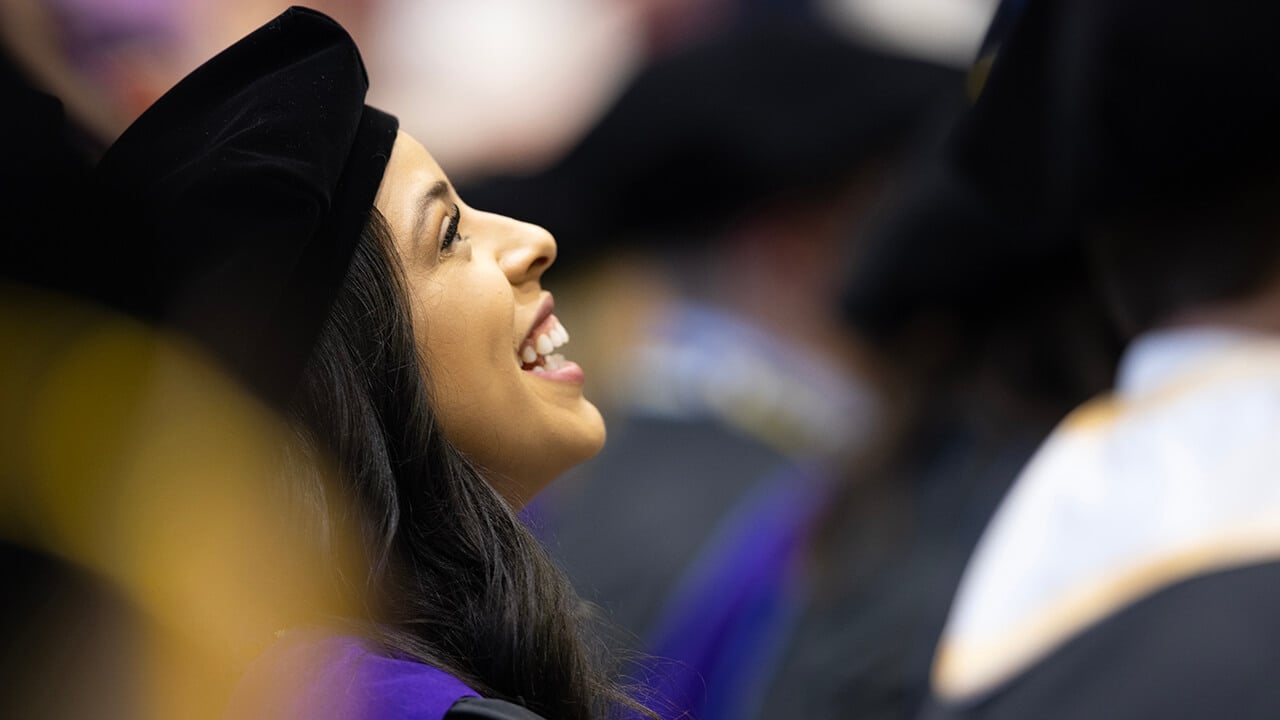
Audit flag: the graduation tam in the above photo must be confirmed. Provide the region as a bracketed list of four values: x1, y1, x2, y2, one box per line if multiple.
[844, 0, 1280, 339]
[90, 6, 398, 407]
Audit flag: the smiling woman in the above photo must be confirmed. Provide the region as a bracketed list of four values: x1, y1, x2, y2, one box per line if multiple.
[374, 133, 605, 504]
[84, 6, 645, 720]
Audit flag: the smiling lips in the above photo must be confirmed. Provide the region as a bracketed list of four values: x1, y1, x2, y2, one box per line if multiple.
[519, 313, 571, 372]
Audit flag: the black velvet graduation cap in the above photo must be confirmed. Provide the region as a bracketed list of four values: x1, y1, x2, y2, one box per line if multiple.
[90, 6, 398, 407]
[843, 0, 1280, 340]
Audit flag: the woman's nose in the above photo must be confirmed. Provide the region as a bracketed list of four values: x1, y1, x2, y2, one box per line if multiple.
[496, 217, 557, 285]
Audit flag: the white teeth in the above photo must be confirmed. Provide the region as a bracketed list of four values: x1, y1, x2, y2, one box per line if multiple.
[532, 366, 545, 373]
[549, 320, 569, 348]
[521, 319, 570, 369]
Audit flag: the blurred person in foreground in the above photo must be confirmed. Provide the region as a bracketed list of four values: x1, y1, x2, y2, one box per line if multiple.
[916, 1, 1280, 717]
[0, 22, 136, 719]
[1, 25, 333, 718]
[6, 6, 661, 719]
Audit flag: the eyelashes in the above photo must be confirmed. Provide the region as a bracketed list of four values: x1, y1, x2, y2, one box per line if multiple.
[439, 204, 462, 254]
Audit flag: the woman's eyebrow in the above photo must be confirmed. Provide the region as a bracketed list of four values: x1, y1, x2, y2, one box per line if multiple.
[411, 180, 451, 247]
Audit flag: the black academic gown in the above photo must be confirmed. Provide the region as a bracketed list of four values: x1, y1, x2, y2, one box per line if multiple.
[923, 330, 1280, 720]
[922, 560, 1280, 720]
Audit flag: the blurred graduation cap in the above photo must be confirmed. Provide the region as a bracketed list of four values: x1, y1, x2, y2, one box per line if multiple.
[461, 19, 963, 268]
[844, 0, 1280, 340]
[92, 7, 398, 407]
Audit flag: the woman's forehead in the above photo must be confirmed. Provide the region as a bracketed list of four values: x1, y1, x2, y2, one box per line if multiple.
[375, 131, 449, 237]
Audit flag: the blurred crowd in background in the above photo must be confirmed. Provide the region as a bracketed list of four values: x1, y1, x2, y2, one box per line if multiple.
[7, 0, 1280, 718]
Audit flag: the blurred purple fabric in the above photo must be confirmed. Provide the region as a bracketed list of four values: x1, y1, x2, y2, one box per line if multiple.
[227, 631, 479, 720]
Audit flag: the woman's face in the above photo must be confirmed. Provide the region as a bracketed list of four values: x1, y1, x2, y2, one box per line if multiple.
[373, 131, 605, 506]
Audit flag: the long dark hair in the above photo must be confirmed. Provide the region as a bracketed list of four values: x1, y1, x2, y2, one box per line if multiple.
[284, 210, 648, 719]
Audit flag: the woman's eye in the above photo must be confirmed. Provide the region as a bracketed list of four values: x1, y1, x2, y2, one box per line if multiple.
[439, 204, 462, 254]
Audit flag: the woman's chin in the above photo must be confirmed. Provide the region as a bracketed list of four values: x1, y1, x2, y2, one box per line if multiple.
[575, 397, 607, 461]
[488, 401, 606, 508]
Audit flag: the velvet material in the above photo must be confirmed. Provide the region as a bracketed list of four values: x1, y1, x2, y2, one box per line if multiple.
[844, 0, 1280, 340]
[91, 6, 398, 406]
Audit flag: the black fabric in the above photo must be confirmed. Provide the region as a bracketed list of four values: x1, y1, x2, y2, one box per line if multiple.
[88, 6, 398, 407]
[983, 0, 1280, 220]
[844, 0, 1280, 340]
[921, 559, 1280, 720]
[446, 696, 549, 720]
